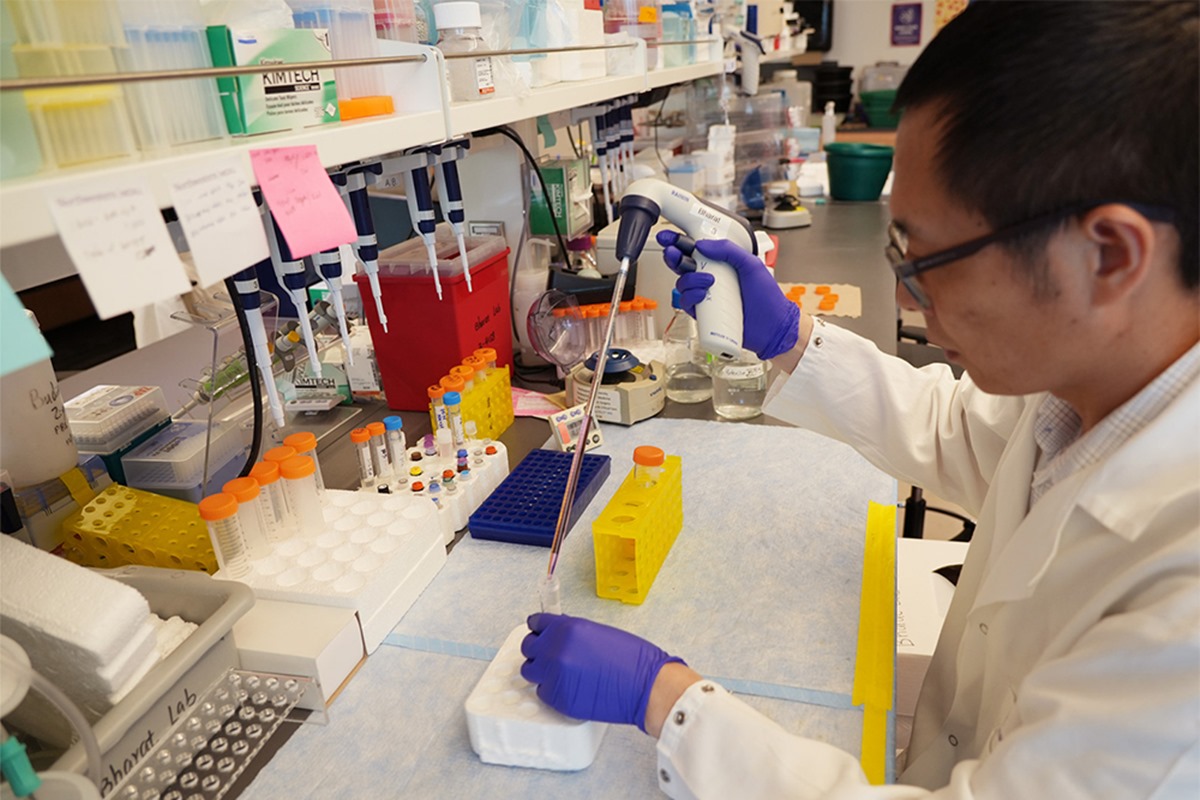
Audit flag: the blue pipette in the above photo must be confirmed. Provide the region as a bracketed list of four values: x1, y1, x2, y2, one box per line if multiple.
[395, 148, 443, 299]
[264, 209, 322, 376]
[344, 164, 389, 332]
[314, 173, 354, 365]
[231, 263, 287, 428]
[433, 138, 473, 292]
[618, 98, 636, 193]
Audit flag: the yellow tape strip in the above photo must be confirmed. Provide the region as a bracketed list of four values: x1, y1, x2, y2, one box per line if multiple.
[59, 467, 97, 508]
[853, 501, 897, 784]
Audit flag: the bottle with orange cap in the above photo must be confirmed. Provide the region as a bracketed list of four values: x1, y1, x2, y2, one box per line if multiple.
[198, 493, 251, 577]
[350, 428, 376, 489]
[282, 432, 325, 495]
[250, 460, 293, 538]
[222, 477, 272, 557]
[279, 455, 324, 536]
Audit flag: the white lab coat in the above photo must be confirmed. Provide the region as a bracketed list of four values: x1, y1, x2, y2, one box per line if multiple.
[655, 320, 1200, 799]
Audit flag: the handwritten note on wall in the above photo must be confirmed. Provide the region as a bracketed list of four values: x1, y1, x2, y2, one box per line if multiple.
[46, 176, 192, 320]
[169, 156, 270, 288]
[249, 145, 355, 259]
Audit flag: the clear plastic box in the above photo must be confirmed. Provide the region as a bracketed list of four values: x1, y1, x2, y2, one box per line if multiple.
[376, 224, 507, 278]
[122, 420, 246, 501]
[290, 0, 390, 107]
[65, 384, 170, 455]
[6, 0, 126, 47]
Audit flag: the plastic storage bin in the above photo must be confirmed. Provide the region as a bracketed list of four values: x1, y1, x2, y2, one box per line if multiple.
[356, 231, 512, 410]
[122, 420, 247, 502]
[468, 449, 611, 547]
[825, 142, 894, 202]
[52, 565, 254, 790]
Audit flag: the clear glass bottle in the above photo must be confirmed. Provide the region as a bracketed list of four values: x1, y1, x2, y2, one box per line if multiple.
[663, 289, 713, 404]
[711, 348, 769, 420]
[434, 1, 496, 102]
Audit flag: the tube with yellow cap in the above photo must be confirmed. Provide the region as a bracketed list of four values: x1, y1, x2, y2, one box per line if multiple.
[199, 493, 250, 577]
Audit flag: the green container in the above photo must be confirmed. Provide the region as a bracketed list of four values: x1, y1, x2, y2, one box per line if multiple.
[860, 89, 902, 128]
[825, 142, 894, 202]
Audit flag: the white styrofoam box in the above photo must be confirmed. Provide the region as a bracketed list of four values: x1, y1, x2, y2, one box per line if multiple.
[233, 599, 365, 711]
[218, 490, 447, 653]
[466, 624, 607, 771]
[897, 538, 969, 717]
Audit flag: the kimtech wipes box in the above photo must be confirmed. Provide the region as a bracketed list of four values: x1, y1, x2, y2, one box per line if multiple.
[206, 27, 340, 135]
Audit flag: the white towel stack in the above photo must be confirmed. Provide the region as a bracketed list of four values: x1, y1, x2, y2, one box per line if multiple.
[0, 536, 161, 743]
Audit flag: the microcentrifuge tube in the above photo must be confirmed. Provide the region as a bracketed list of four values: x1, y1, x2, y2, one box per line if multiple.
[539, 572, 563, 614]
[436, 428, 454, 460]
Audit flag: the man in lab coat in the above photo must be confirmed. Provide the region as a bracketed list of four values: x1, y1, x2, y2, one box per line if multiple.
[520, 2, 1200, 797]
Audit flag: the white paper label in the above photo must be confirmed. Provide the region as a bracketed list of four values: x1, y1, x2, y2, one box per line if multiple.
[474, 58, 495, 95]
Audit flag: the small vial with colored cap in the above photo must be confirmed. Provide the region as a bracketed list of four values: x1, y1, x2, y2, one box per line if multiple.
[199, 493, 250, 577]
[222, 477, 271, 557]
[366, 421, 391, 481]
[423, 433, 437, 457]
[444, 391, 466, 447]
[436, 428, 454, 460]
[428, 482, 442, 507]
[429, 384, 448, 431]
[633, 445, 665, 489]
[383, 416, 406, 467]
[250, 460, 293, 539]
[283, 432, 325, 495]
[464, 419, 478, 442]
[350, 428, 376, 489]
[280, 455, 324, 537]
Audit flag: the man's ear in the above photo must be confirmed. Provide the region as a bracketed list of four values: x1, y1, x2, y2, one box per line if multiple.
[1080, 204, 1156, 306]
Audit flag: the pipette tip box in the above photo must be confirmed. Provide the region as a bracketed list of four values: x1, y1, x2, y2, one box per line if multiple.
[468, 449, 611, 547]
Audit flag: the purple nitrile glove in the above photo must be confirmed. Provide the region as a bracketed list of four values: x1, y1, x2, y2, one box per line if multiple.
[520, 613, 684, 732]
[656, 230, 800, 360]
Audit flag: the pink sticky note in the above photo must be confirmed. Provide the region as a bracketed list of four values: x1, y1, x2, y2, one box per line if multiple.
[249, 145, 356, 259]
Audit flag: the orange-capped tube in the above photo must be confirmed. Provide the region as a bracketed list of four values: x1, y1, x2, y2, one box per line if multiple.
[474, 347, 497, 369]
[450, 364, 475, 391]
[429, 385, 448, 431]
[263, 445, 297, 464]
[198, 493, 250, 577]
[463, 354, 488, 383]
[441, 374, 465, 393]
[222, 477, 271, 556]
[643, 298, 659, 339]
[350, 427, 376, 489]
[366, 421, 392, 480]
[250, 461, 292, 539]
[279, 455, 323, 536]
[633, 445, 666, 488]
[283, 432, 325, 495]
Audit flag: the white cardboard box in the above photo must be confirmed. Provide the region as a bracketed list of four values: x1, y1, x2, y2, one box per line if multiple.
[896, 538, 969, 718]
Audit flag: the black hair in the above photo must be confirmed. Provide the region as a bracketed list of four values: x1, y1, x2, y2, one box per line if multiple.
[895, 0, 1199, 289]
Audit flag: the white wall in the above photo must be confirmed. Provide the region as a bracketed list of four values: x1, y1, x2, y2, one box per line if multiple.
[826, 0, 937, 72]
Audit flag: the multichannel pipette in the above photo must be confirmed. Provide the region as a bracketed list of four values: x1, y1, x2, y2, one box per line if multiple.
[382, 148, 443, 299]
[433, 138, 473, 292]
[231, 263, 287, 429]
[343, 163, 389, 332]
[264, 209, 323, 377]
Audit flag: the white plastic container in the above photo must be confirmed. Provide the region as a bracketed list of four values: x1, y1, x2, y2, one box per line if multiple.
[122, 421, 246, 502]
[435, 1, 497, 102]
[0, 312, 78, 488]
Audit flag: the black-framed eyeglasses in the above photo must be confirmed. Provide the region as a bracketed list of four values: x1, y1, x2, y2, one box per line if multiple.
[885, 202, 1176, 309]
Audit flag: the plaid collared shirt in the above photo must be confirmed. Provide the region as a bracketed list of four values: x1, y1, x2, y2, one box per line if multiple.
[1030, 341, 1200, 507]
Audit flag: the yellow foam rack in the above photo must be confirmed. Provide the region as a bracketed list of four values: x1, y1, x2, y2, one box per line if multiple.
[430, 365, 514, 440]
[591, 455, 683, 605]
[853, 501, 897, 784]
[62, 484, 217, 573]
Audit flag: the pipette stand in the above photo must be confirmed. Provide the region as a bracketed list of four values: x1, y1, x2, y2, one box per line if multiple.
[592, 454, 683, 604]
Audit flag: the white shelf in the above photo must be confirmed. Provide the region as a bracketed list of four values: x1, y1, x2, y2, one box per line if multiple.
[761, 47, 822, 65]
[446, 73, 647, 137]
[0, 109, 447, 249]
[646, 60, 723, 89]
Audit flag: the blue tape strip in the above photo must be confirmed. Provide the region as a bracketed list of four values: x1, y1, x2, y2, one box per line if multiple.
[381, 635, 857, 710]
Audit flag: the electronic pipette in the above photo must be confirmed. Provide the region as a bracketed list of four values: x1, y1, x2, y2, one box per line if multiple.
[433, 138, 473, 292]
[343, 164, 389, 332]
[616, 178, 757, 361]
[231, 264, 286, 429]
[264, 210, 323, 377]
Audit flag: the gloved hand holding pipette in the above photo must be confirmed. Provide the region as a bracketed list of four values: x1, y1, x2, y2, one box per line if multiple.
[657, 231, 801, 361]
[520, 613, 685, 733]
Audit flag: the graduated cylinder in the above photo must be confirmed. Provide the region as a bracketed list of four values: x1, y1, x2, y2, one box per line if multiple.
[591, 447, 682, 605]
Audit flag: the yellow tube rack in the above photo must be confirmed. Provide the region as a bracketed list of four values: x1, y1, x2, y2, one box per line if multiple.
[591, 455, 683, 605]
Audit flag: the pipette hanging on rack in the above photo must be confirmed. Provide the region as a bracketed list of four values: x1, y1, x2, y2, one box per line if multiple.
[264, 208, 322, 377]
[434, 138, 473, 292]
[231, 263, 286, 429]
[343, 163, 389, 332]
